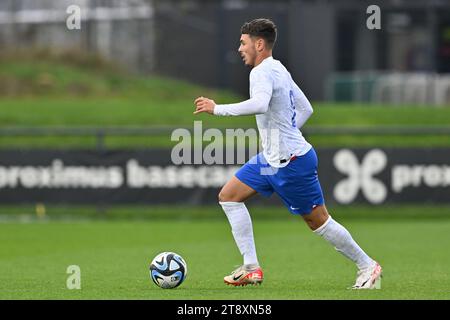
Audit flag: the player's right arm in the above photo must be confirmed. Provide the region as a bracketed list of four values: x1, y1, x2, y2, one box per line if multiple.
[215, 68, 273, 116]
[194, 92, 271, 116]
[212, 91, 271, 116]
[194, 68, 272, 116]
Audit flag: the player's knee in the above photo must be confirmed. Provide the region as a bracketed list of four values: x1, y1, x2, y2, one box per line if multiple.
[218, 191, 227, 202]
[305, 219, 319, 231]
[303, 205, 330, 231]
[218, 190, 235, 202]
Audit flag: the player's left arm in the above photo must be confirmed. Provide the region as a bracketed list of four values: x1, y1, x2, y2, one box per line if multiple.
[292, 79, 314, 128]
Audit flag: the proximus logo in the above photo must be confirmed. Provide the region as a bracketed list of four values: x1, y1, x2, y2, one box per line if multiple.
[333, 149, 388, 204]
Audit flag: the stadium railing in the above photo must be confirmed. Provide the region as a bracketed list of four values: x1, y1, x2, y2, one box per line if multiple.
[1, 126, 449, 151]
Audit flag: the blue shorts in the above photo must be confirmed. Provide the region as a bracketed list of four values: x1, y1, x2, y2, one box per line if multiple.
[235, 147, 325, 215]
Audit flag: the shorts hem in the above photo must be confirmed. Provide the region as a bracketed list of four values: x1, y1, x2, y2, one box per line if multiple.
[287, 201, 325, 216]
[234, 174, 273, 198]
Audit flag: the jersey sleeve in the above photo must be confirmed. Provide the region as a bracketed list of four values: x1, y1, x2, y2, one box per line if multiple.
[250, 67, 273, 97]
[213, 67, 273, 116]
[291, 79, 313, 128]
[213, 92, 271, 116]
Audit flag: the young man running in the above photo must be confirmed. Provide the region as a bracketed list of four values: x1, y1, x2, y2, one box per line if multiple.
[194, 18, 382, 289]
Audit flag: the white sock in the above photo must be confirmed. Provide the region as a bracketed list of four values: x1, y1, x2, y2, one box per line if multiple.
[314, 216, 374, 270]
[219, 201, 259, 266]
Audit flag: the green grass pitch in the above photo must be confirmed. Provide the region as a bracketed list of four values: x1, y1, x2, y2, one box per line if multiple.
[1, 213, 449, 300]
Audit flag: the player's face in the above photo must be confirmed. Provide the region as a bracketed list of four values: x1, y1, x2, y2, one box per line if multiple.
[238, 34, 257, 67]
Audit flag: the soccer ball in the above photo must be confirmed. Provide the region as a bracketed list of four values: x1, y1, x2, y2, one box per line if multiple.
[149, 252, 187, 289]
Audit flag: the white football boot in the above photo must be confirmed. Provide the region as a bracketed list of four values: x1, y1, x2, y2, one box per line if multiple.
[351, 261, 382, 289]
[224, 264, 263, 286]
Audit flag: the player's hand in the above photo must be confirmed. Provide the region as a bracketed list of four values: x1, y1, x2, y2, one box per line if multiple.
[193, 96, 216, 115]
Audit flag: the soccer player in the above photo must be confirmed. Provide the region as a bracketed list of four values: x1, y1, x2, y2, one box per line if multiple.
[193, 18, 382, 289]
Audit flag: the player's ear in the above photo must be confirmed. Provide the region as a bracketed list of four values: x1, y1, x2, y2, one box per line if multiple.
[256, 38, 264, 52]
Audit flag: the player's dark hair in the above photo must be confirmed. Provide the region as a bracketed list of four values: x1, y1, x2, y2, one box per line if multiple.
[241, 18, 277, 49]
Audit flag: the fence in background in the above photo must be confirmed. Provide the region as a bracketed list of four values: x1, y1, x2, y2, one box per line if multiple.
[326, 72, 450, 106]
[0, 0, 155, 73]
[1, 125, 450, 151]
